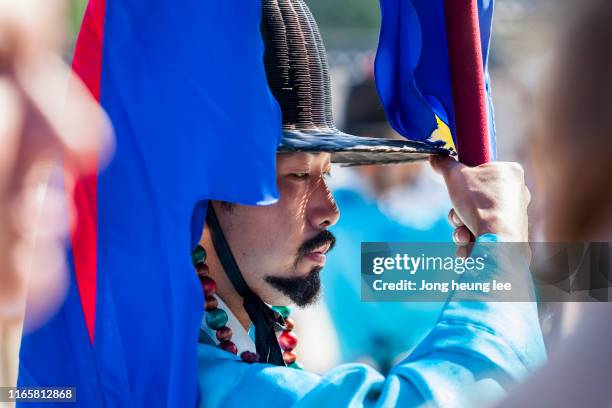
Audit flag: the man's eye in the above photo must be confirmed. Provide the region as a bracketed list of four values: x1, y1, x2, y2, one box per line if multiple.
[291, 173, 309, 179]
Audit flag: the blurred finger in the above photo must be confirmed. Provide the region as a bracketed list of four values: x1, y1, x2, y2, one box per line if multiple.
[453, 226, 473, 247]
[12, 162, 68, 243]
[447, 208, 464, 228]
[18, 232, 69, 332]
[0, 78, 23, 318]
[0, 0, 66, 59]
[0, 78, 21, 193]
[16, 53, 114, 175]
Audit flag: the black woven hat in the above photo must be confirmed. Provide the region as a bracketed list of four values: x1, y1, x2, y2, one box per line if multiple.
[261, 0, 449, 166]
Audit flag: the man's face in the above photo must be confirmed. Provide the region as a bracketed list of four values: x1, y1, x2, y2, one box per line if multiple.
[213, 152, 339, 307]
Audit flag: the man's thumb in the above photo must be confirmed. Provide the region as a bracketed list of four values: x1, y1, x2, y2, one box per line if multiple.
[429, 155, 464, 179]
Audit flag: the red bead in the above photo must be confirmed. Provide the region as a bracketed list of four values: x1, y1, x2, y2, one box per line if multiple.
[218, 340, 238, 355]
[283, 350, 297, 364]
[201, 276, 217, 297]
[284, 317, 295, 331]
[240, 351, 260, 363]
[278, 330, 298, 351]
[216, 326, 232, 342]
[196, 263, 209, 278]
[205, 295, 218, 311]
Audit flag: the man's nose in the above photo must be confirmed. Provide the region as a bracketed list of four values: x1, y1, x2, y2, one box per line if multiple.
[309, 179, 340, 229]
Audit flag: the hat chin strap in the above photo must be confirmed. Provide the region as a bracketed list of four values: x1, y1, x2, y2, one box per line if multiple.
[206, 204, 285, 366]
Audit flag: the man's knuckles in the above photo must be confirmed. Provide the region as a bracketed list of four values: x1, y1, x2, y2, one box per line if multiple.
[490, 162, 525, 184]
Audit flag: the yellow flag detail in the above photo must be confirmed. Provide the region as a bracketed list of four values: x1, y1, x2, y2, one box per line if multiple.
[430, 115, 456, 155]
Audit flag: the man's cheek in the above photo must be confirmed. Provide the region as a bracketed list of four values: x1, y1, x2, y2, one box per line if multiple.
[278, 178, 310, 200]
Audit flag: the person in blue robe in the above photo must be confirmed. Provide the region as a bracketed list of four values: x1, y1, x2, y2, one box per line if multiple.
[194, 1, 545, 407]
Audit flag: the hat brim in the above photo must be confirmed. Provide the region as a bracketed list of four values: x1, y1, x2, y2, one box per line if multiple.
[278, 129, 452, 166]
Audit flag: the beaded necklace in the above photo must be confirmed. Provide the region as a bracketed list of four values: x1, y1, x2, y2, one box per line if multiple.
[193, 245, 302, 368]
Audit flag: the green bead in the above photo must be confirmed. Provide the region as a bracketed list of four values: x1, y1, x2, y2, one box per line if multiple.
[272, 305, 291, 319]
[192, 245, 207, 266]
[288, 361, 303, 370]
[205, 308, 228, 330]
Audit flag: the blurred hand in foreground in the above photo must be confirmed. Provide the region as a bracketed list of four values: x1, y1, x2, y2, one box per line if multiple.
[0, 0, 112, 324]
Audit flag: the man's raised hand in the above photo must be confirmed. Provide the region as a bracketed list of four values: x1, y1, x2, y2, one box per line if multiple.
[430, 155, 530, 243]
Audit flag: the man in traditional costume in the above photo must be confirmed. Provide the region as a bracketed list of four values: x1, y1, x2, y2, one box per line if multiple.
[194, 0, 545, 406]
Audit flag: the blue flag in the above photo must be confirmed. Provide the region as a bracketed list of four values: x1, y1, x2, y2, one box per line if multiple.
[375, 0, 496, 162]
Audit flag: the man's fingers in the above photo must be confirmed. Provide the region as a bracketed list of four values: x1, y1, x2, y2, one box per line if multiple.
[447, 208, 464, 228]
[452, 226, 473, 246]
[429, 155, 465, 180]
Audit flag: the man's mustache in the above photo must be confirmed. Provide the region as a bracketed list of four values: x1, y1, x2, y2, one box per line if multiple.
[298, 230, 336, 258]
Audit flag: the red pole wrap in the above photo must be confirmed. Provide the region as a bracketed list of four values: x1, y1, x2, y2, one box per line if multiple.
[445, 0, 491, 166]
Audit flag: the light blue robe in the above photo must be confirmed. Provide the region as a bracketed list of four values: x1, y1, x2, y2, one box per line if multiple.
[198, 235, 546, 407]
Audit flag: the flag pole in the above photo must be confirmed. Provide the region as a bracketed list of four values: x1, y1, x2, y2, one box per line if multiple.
[445, 0, 491, 166]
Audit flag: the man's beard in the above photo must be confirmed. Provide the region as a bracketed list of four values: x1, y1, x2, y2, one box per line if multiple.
[265, 266, 322, 307]
[264, 230, 336, 307]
